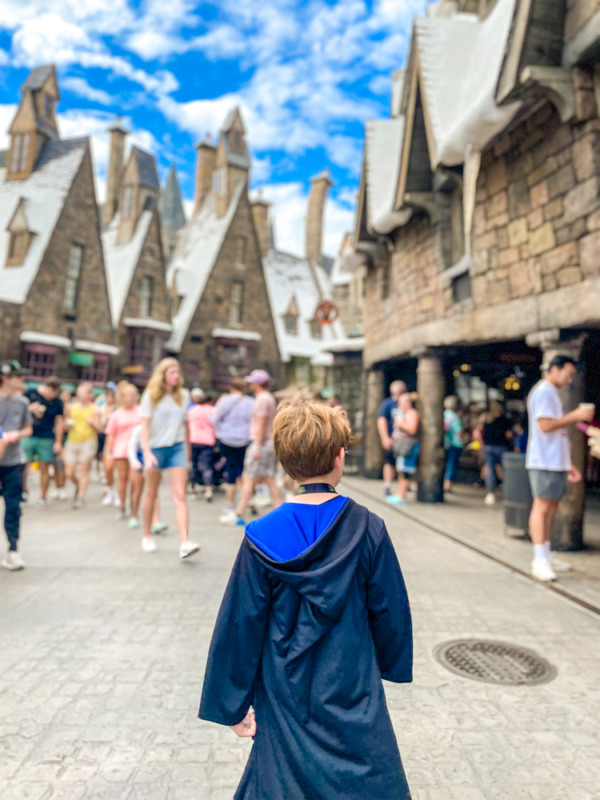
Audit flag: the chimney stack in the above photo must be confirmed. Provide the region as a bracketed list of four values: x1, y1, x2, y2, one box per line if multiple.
[104, 117, 128, 227]
[194, 134, 217, 214]
[305, 169, 333, 263]
[251, 192, 272, 258]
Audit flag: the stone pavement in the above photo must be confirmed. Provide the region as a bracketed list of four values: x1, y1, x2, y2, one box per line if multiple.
[1, 476, 600, 800]
[343, 476, 600, 613]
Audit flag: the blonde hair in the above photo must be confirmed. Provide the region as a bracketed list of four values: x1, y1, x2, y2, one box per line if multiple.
[274, 401, 351, 481]
[76, 382, 94, 401]
[146, 358, 184, 407]
[118, 381, 139, 407]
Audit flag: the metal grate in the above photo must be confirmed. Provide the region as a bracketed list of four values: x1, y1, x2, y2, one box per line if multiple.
[434, 639, 556, 686]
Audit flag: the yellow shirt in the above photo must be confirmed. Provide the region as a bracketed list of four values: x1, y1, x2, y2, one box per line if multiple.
[67, 403, 97, 444]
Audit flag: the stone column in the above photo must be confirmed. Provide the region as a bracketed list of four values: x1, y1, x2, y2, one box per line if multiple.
[104, 118, 128, 227]
[363, 369, 385, 479]
[527, 330, 587, 550]
[416, 350, 445, 503]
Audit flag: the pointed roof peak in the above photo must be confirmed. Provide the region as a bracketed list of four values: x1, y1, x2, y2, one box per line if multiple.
[222, 106, 246, 133]
[311, 168, 333, 186]
[161, 164, 186, 232]
[20, 65, 58, 96]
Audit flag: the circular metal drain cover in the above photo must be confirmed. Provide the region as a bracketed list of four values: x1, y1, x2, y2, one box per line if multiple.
[434, 639, 556, 686]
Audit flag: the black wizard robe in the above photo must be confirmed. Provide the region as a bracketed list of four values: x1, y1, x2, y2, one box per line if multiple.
[199, 496, 413, 799]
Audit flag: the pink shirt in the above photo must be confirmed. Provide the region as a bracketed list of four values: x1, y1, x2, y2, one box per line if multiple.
[189, 403, 216, 446]
[105, 406, 141, 459]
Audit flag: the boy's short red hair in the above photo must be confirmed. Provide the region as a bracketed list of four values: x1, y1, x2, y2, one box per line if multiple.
[274, 401, 351, 481]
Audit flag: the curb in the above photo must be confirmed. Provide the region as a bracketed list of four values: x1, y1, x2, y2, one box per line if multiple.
[342, 479, 600, 618]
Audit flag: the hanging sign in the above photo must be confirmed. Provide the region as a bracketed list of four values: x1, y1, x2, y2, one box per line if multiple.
[315, 300, 339, 326]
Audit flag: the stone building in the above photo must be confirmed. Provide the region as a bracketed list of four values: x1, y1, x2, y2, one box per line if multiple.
[0, 66, 116, 385]
[353, 0, 600, 545]
[102, 125, 173, 387]
[165, 109, 282, 390]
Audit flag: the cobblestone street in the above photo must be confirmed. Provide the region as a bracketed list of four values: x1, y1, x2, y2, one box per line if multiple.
[1, 478, 600, 800]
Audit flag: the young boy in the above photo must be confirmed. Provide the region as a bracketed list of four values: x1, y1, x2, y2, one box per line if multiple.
[199, 401, 413, 799]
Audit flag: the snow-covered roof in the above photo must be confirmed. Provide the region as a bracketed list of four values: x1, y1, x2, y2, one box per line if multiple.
[263, 249, 344, 364]
[415, 0, 520, 166]
[365, 118, 412, 234]
[0, 138, 87, 304]
[166, 182, 245, 352]
[102, 210, 153, 328]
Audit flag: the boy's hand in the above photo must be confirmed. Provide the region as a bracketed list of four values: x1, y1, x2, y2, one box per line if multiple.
[230, 711, 256, 738]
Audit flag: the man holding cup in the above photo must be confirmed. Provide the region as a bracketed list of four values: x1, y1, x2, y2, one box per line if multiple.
[526, 355, 595, 582]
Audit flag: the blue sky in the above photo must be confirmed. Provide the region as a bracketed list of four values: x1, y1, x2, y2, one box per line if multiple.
[0, 0, 428, 256]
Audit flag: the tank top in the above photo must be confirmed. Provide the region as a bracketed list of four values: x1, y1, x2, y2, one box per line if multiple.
[67, 403, 97, 444]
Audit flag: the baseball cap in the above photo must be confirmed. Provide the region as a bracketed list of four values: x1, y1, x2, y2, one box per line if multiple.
[245, 369, 270, 386]
[0, 359, 26, 376]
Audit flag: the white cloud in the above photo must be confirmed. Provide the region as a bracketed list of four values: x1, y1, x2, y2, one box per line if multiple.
[62, 76, 112, 106]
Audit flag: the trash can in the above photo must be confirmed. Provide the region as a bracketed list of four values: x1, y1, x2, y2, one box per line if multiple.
[502, 452, 533, 535]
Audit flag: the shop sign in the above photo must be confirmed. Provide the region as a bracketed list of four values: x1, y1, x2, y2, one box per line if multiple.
[68, 351, 94, 367]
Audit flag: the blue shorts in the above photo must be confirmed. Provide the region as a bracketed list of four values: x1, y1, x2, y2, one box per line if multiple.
[396, 442, 420, 476]
[151, 442, 188, 470]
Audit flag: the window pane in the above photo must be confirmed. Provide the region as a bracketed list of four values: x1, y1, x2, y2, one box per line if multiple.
[122, 186, 134, 220]
[64, 245, 83, 311]
[140, 276, 153, 317]
[229, 281, 244, 325]
[452, 272, 472, 303]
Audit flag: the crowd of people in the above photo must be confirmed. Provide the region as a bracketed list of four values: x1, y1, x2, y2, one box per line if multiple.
[0, 357, 304, 571]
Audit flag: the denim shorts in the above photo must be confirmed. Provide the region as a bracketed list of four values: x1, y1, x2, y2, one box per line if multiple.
[151, 442, 188, 470]
[528, 469, 568, 501]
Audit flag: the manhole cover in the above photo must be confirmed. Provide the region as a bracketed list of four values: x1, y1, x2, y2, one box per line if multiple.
[434, 639, 556, 686]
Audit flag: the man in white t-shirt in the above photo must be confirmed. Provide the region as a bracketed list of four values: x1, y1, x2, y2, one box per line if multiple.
[526, 355, 594, 582]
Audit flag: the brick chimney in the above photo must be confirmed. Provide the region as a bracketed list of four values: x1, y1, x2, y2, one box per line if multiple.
[305, 170, 333, 263]
[194, 134, 217, 214]
[104, 117, 128, 226]
[251, 193, 272, 258]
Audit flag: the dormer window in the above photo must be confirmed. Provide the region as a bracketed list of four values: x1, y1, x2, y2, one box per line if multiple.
[10, 134, 30, 175]
[232, 130, 243, 153]
[309, 318, 323, 339]
[5, 198, 32, 266]
[122, 185, 135, 220]
[283, 297, 299, 335]
[7, 231, 29, 266]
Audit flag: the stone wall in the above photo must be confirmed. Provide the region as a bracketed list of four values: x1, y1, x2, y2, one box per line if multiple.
[363, 101, 600, 367]
[177, 192, 282, 389]
[0, 301, 22, 360]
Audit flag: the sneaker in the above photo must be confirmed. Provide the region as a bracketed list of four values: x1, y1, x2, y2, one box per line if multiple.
[204, 489, 213, 502]
[180, 540, 200, 559]
[36, 498, 47, 509]
[235, 518, 246, 527]
[2, 550, 25, 570]
[50, 488, 59, 500]
[549, 553, 572, 572]
[21, 491, 28, 503]
[102, 490, 114, 507]
[219, 509, 238, 525]
[189, 491, 198, 500]
[115, 509, 126, 521]
[113, 494, 121, 508]
[72, 498, 83, 510]
[57, 488, 68, 501]
[151, 522, 168, 534]
[531, 558, 557, 582]
[484, 493, 496, 506]
[127, 517, 140, 530]
[142, 536, 157, 553]
[253, 495, 272, 510]
[386, 495, 405, 505]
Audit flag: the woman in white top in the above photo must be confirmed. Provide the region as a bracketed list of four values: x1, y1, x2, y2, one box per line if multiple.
[139, 358, 199, 559]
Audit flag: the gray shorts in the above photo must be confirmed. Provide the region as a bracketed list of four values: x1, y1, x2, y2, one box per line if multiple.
[243, 440, 277, 479]
[528, 469, 568, 501]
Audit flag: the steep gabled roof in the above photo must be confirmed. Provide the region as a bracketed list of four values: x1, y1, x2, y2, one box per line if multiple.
[132, 146, 160, 191]
[0, 138, 88, 304]
[262, 248, 343, 364]
[102, 210, 154, 327]
[160, 164, 186, 232]
[410, 0, 520, 168]
[165, 182, 245, 352]
[221, 107, 251, 170]
[20, 65, 58, 95]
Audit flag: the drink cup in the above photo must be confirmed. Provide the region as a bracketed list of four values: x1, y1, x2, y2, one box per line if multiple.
[579, 403, 595, 411]
[579, 403, 595, 422]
